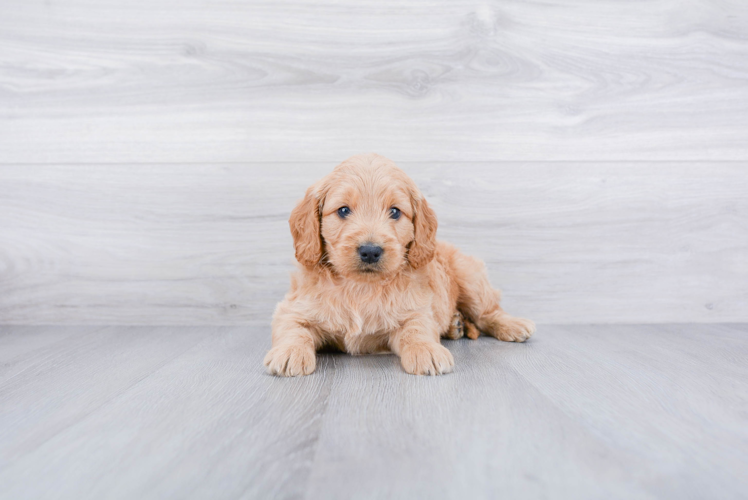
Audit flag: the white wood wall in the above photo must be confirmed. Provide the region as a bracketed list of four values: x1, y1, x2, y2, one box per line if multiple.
[1, 0, 747, 324]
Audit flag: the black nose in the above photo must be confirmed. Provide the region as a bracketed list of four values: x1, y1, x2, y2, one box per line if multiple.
[358, 244, 383, 264]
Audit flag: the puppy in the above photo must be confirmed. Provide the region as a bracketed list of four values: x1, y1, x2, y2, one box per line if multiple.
[265, 153, 535, 376]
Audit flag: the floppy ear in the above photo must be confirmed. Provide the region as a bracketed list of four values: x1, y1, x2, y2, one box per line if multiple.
[289, 185, 323, 268]
[408, 194, 438, 269]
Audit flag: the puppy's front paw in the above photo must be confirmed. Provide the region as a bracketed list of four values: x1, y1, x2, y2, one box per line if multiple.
[264, 344, 316, 377]
[400, 342, 454, 376]
[487, 315, 536, 342]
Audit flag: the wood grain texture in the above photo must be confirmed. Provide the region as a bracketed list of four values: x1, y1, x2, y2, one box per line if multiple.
[0, 325, 335, 500]
[305, 323, 748, 499]
[1, 0, 748, 163]
[0, 326, 213, 468]
[1, 162, 746, 324]
[0, 324, 746, 499]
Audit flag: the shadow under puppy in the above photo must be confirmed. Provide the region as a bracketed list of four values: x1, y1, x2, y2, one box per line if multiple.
[265, 153, 535, 376]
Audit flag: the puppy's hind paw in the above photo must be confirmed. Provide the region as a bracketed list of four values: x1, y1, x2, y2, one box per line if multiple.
[483, 314, 535, 343]
[465, 321, 480, 340]
[444, 312, 465, 340]
[264, 344, 317, 377]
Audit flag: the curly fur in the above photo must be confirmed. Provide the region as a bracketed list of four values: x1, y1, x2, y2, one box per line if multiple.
[265, 153, 535, 376]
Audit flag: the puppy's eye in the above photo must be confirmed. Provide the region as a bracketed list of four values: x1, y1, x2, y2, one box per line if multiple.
[337, 206, 351, 219]
[389, 207, 401, 220]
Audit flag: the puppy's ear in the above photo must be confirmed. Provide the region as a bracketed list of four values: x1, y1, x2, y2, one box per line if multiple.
[408, 194, 438, 269]
[289, 185, 323, 268]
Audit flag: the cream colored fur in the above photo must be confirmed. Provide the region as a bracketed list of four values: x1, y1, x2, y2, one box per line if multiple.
[265, 153, 535, 376]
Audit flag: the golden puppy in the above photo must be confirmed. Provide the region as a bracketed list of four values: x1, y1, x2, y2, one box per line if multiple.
[265, 153, 535, 376]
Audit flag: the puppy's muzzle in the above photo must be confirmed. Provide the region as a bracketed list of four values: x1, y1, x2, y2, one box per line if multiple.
[358, 244, 383, 264]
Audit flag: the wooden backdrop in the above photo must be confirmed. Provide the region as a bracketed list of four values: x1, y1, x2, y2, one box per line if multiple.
[1, 0, 747, 325]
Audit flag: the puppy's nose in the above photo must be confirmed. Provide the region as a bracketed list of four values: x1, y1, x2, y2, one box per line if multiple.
[358, 244, 383, 264]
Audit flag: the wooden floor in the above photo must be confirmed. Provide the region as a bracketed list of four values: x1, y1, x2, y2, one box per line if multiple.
[1, 324, 746, 499]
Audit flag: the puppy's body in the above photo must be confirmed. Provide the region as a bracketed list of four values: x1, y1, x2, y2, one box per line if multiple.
[265, 154, 535, 376]
[275, 241, 459, 355]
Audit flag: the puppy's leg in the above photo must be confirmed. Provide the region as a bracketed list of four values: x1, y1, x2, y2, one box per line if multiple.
[264, 308, 318, 377]
[464, 320, 480, 340]
[390, 315, 454, 375]
[443, 312, 480, 340]
[450, 250, 535, 343]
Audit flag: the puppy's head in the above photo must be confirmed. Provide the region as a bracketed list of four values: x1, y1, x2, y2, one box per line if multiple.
[289, 153, 437, 279]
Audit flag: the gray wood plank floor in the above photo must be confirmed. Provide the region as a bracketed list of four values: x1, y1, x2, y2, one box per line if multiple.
[1, 324, 746, 499]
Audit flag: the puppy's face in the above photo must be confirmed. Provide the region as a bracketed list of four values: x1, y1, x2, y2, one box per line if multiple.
[320, 170, 414, 278]
[289, 154, 437, 279]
